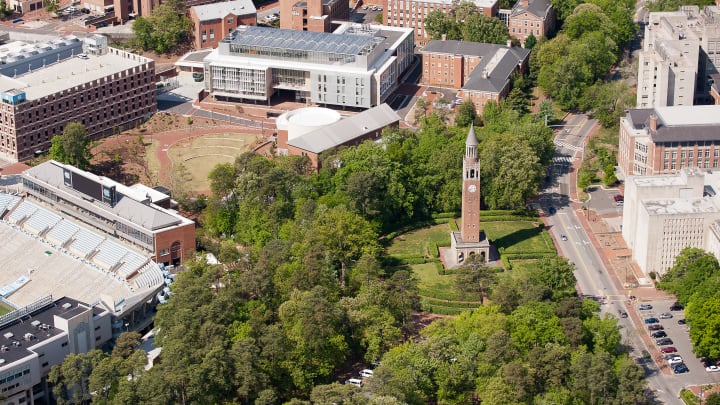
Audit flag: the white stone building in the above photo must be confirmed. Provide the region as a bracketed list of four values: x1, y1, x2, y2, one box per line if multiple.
[623, 168, 720, 276]
[636, 5, 720, 107]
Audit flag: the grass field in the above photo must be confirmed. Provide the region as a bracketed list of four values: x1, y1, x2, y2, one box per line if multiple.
[386, 223, 452, 256]
[0, 301, 14, 316]
[482, 221, 554, 253]
[166, 133, 257, 191]
[387, 218, 555, 314]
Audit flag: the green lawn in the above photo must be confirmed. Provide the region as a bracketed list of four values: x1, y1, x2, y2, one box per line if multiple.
[386, 223, 452, 257]
[411, 262, 460, 301]
[482, 221, 554, 253]
[0, 301, 14, 316]
[386, 219, 556, 314]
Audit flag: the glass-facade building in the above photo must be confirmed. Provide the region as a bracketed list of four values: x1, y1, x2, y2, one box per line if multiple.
[203, 24, 414, 108]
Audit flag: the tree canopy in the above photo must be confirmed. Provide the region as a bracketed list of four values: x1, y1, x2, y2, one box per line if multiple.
[49, 121, 92, 169]
[132, 0, 192, 54]
[424, 2, 509, 44]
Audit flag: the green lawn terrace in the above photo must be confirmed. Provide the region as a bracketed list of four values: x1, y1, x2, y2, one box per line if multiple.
[385, 214, 557, 315]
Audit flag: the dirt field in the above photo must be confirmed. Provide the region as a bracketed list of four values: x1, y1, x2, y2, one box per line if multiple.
[91, 114, 263, 194]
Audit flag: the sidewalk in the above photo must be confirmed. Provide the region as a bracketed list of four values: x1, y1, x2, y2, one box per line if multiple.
[565, 123, 672, 301]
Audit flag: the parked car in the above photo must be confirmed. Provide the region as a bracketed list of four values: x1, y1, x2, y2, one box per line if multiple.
[659, 312, 673, 319]
[644, 317, 659, 324]
[638, 303, 653, 310]
[670, 303, 684, 311]
[613, 194, 624, 202]
[668, 356, 684, 366]
[346, 378, 362, 387]
[648, 324, 664, 331]
[617, 309, 628, 318]
[706, 365, 720, 372]
[673, 364, 689, 374]
[661, 346, 678, 354]
[656, 338, 674, 346]
[359, 369, 374, 378]
[561, 234, 568, 241]
[678, 319, 686, 325]
[548, 206, 556, 214]
[651, 331, 667, 338]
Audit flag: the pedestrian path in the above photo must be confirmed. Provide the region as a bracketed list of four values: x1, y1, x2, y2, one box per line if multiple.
[553, 139, 582, 152]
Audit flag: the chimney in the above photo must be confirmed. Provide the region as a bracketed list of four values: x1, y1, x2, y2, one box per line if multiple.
[481, 70, 489, 79]
[506, 39, 512, 47]
[649, 114, 658, 131]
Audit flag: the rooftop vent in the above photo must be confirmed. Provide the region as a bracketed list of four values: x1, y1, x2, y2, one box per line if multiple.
[3, 332, 13, 339]
[62, 302, 72, 310]
[31, 320, 41, 328]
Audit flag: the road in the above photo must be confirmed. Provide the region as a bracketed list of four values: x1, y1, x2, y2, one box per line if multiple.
[541, 115, 688, 404]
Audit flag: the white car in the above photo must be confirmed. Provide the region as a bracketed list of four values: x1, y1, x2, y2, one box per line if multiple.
[706, 365, 720, 372]
[668, 357, 683, 366]
[359, 369, 374, 378]
[346, 378, 362, 387]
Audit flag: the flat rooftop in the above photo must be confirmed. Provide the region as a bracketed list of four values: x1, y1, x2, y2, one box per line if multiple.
[225, 25, 376, 56]
[0, 49, 151, 101]
[0, 296, 80, 364]
[642, 197, 720, 215]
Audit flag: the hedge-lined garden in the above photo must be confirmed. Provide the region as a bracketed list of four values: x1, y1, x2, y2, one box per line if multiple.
[385, 211, 556, 315]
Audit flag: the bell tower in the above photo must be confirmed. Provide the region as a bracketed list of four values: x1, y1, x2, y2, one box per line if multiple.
[461, 124, 480, 243]
[446, 124, 491, 267]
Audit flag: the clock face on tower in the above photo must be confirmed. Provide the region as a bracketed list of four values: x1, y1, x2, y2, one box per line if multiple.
[468, 185, 477, 193]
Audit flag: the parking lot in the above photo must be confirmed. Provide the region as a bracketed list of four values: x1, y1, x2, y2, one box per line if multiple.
[635, 299, 720, 384]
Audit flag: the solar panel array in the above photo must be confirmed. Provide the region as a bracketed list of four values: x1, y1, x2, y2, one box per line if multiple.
[230, 26, 374, 56]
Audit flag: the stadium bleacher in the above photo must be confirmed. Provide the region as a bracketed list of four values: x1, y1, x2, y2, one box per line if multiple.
[46, 220, 80, 246]
[0, 192, 165, 293]
[0, 194, 20, 216]
[24, 206, 62, 236]
[8, 200, 39, 224]
[69, 229, 104, 257]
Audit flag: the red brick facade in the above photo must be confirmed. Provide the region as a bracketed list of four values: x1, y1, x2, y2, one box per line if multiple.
[190, 8, 256, 49]
[280, 0, 349, 32]
[153, 222, 196, 266]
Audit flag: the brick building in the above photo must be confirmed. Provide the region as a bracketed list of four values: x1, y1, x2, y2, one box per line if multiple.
[279, 0, 349, 33]
[500, 0, 554, 46]
[0, 35, 155, 163]
[618, 106, 720, 177]
[190, 0, 257, 49]
[275, 104, 400, 170]
[384, 0, 498, 46]
[23, 160, 196, 267]
[421, 39, 529, 115]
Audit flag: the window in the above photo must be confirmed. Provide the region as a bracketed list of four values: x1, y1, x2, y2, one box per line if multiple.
[42, 362, 48, 367]
[227, 17, 233, 24]
[61, 342, 68, 347]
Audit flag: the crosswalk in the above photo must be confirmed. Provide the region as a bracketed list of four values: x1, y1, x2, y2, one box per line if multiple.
[553, 140, 582, 152]
[553, 156, 575, 164]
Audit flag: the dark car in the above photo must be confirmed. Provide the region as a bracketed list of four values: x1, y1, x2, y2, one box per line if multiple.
[651, 331, 667, 338]
[644, 317, 659, 324]
[548, 206, 556, 215]
[678, 319, 686, 325]
[618, 309, 628, 318]
[673, 364, 689, 374]
[656, 338, 674, 346]
[661, 346, 678, 354]
[648, 324, 664, 331]
[670, 303, 684, 311]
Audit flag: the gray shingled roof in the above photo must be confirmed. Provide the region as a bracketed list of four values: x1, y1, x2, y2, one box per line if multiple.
[627, 107, 720, 143]
[511, 0, 551, 18]
[191, 0, 256, 21]
[287, 104, 400, 153]
[421, 40, 530, 92]
[23, 161, 183, 231]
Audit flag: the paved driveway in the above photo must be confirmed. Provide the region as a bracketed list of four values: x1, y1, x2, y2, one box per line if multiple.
[587, 186, 623, 216]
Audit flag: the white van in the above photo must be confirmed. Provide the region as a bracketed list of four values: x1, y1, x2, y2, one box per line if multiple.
[346, 378, 362, 387]
[359, 369, 374, 378]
